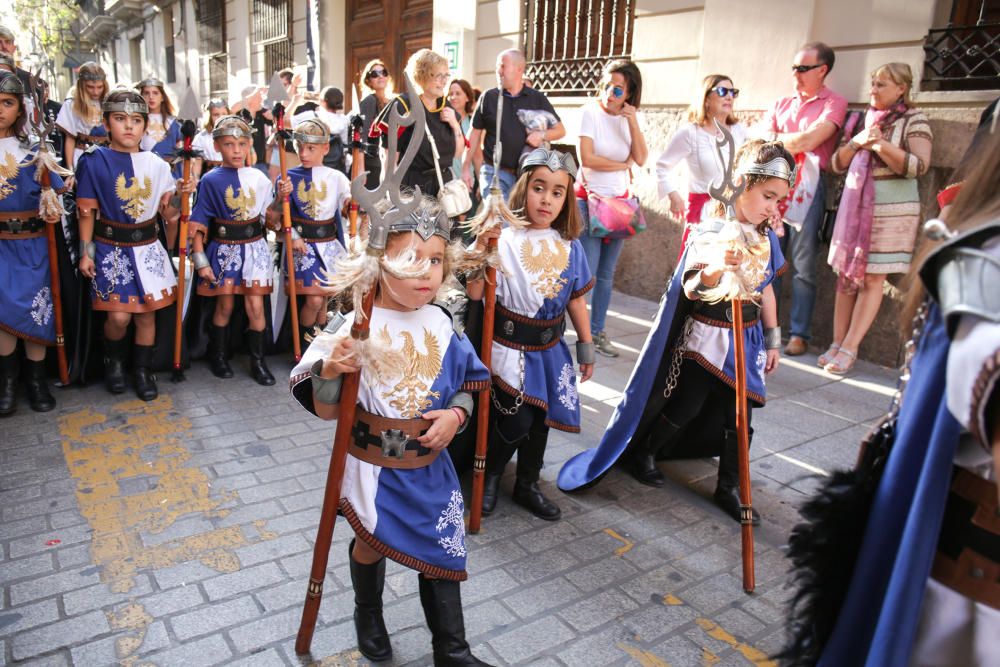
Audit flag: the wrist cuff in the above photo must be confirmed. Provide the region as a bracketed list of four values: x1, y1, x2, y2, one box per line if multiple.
[80, 240, 95, 260]
[310, 359, 344, 404]
[764, 327, 782, 350]
[576, 341, 596, 365]
[192, 251, 210, 270]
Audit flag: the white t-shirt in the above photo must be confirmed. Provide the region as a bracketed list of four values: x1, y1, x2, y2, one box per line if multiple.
[577, 100, 634, 197]
[656, 122, 747, 199]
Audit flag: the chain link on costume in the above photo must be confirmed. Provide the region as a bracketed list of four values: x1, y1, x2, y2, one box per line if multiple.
[663, 318, 695, 399]
[887, 298, 930, 420]
[491, 352, 525, 415]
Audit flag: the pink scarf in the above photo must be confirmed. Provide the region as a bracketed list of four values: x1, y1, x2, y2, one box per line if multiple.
[828, 102, 907, 291]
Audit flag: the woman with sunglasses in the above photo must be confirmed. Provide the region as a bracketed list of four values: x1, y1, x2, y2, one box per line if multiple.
[358, 59, 392, 189]
[575, 59, 648, 358]
[656, 74, 747, 261]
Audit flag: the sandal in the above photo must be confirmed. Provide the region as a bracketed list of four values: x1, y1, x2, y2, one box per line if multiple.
[817, 343, 841, 368]
[824, 348, 857, 375]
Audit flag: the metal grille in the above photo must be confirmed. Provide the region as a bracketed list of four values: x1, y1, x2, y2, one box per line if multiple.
[196, 0, 226, 56]
[253, 0, 293, 75]
[922, 22, 1000, 90]
[208, 54, 228, 99]
[264, 41, 294, 76]
[521, 0, 635, 96]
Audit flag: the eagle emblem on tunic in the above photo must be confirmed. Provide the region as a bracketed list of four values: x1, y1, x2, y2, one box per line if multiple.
[146, 117, 167, 143]
[519, 237, 569, 300]
[224, 185, 256, 220]
[365, 325, 443, 418]
[0, 153, 19, 201]
[115, 174, 153, 220]
[295, 179, 328, 219]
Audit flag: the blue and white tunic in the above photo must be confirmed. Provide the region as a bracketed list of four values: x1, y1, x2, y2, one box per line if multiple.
[55, 101, 107, 166]
[283, 165, 350, 295]
[192, 130, 222, 168]
[189, 166, 275, 296]
[680, 222, 785, 405]
[492, 226, 594, 432]
[140, 114, 183, 177]
[0, 137, 65, 344]
[76, 147, 177, 313]
[290, 305, 490, 579]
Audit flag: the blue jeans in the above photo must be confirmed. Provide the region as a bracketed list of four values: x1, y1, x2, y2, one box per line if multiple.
[479, 164, 516, 204]
[777, 177, 826, 341]
[577, 199, 625, 335]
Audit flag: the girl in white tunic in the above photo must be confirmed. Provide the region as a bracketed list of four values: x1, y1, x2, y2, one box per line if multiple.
[55, 61, 109, 170]
[192, 99, 229, 178]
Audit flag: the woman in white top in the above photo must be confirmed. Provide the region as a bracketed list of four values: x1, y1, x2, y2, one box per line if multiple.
[192, 99, 230, 178]
[656, 74, 747, 260]
[576, 60, 648, 357]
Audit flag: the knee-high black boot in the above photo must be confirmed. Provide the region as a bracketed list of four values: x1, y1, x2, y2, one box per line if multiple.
[246, 329, 274, 386]
[713, 428, 760, 525]
[103, 336, 127, 394]
[0, 352, 19, 416]
[481, 424, 518, 516]
[24, 359, 56, 412]
[418, 575, 492, 667]
[512, 427, 561, 521]
[349, 540, 392, 662]
[207, 324, 233, 378]
[629, 415, 682, 488]
[132, 344, 158, 401]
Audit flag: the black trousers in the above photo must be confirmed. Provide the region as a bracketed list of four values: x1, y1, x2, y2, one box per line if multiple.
[485, 387, 550, 483]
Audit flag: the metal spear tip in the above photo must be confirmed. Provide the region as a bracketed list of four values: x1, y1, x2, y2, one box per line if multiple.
[266, 72, 289, 107]
[177, 88, 202, 122]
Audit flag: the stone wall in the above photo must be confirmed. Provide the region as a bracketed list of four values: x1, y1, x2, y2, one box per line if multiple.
[610, 105, 984, 367]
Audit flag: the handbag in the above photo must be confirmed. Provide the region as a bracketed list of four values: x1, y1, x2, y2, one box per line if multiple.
[818, 110, 865, 244]
[586, 191, 646, 239]
[426, 126, 472, 219]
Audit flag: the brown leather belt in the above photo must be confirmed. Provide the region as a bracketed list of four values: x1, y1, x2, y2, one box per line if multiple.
[493, 303, 565, 351]
[93, 217, 158, 246]
[931, 466, 1000, 610]
[210, 218, 264, 244]
[291, 216, 338, 242]
[0, 210, 45, 238]
[350, 407, 438, 469]
[692, 300, 761, 328]
[75, 133, 109, 147]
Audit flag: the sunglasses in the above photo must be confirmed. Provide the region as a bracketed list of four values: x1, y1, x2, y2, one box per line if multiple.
[604, 83, 625, 99]
[791, 63, 825, 74]
[367, 68, 388, 79]
[711, 86, 739, 98]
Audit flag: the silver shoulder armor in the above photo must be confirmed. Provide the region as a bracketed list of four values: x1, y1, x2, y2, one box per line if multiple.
[921, 221, 1000, 334]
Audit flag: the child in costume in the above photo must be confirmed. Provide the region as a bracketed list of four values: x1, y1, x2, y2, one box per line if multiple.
[75, 89, 193, 401]
[0, 71, 66, 414]
[192, 98, 229, 178]
[467, 147, 595, 522]
[270, 117, 351, 350]
[189, 114, 277, 385]
[136, 77, 182, 176]
[289, 195, 493, 666]
[558, 138, 791, 525]
[55, 61, 109, 169]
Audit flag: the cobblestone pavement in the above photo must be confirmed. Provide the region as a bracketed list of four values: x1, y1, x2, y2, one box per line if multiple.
[0, 290, 897, 667]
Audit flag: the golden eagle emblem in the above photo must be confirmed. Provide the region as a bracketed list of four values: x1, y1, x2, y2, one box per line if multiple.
[295, 179, 328, 219]
[0, 153, 19, 201]
[115, 173, 153, 220]
[224, 185, 257, 220]
[146, 117, 167, 143]
[519, 237, 570, 300]
[365, 325, 443, 418]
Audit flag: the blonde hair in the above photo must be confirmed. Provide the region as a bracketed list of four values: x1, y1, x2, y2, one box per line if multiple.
[871, 62, 913, 105]
[406, 49, 449, 90]
[687, 73, 738, 126]
[73, 62, 109, 119]
[202, 101, 231, 131]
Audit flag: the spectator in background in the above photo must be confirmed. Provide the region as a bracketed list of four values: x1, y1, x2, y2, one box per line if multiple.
[463, 49, 566, 202]
[449, 78, 479, 220]
[759, 41, 847, 357]
[192, 98, 230, 178]
[234, 85, 272, 175]
[576, 59, 648, 358]
[657, 74, 747, 260]
[821, 62, 932, 374]
[358, 59, 392, 189]
[317, 86, 350, 176]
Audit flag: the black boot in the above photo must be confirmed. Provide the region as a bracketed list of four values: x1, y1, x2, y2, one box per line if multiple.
[246, 329, 275, 386]
[713, 428, 760, 525]
[0, 352, 18, 416]
[512, 478, 561, 521]
[133, 345, 158, 401]
[349, 540, 392, 662]
[24, 359, 55, 412]
[480, 474, 502, 516]
[418, 575, 493, 667]
[103, 337, 127, 394]
[207, 325, 233, 378]
[629, 415, 682, 488]
[510, 427, 561, 521]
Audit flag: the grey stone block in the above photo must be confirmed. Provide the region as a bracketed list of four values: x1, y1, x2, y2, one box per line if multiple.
[0, 599, 59, 635]
[620, 562, 691, 605]
[557, 588, 639, 632]
[564, 556, 639, 593]
[464, 598, 518, 639]
[0, 515, 47, 540]
[68, 619, 170, 666]
[502, 576, 583, 619]
[487, 616, 575, 664]
[504, 546, 580, 585]
[11, 610, 110, 661]
[62, 575, 153, 616]
[460, 567, 520, 606]
[254, 459, 317, 485]
[170, 594, 260, 640]
[202, 562, 286, 601]
[0, 553, 54, 584]
[152, 559, 221, 591]
[9, 565, 103, 606]
[137, 583, 206, 617]
[228, 607, 299, 653]
[621, 602, 699, 643]
[144, 633, 233, 667]
[228, 647, 289, 666]
[553, 625, 636, 667]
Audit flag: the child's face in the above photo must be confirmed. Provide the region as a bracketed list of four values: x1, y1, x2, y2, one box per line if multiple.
[104, 112, 146, 150]
[209, 106, 228, 125]
[140, 86, 162, 113]
[84, 80, 105, 101]
[216, 135, 251, 167]
[378, 232, 446, 311]
[525, 167, 570, 229]
[0, 93, 21, 135]
[297, 140, 329, 168]
[735, 177, 790, 225]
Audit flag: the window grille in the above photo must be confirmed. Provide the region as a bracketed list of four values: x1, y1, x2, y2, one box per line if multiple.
[521, 0, 635, 96]
[253, 0, 294, 75]
[922, 0, 1000, 91]
[197, 0, 228, 98]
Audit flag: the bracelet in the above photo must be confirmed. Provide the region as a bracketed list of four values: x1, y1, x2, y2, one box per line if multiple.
[576, 340, 596, 365]
[764, 326, 782, 350]
[446, 391, 474, 434]
[80, 240, 95, 260]
[450, 406, 466, 426]
[192, 251, 210, 270]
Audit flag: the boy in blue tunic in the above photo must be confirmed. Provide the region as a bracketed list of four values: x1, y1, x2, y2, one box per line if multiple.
[0, 72, 65, 414]
[558, 139, 792, 525]
[289, 196, 493, 666]
[467, 148, 596, 522]
[76, 90, 193, 401]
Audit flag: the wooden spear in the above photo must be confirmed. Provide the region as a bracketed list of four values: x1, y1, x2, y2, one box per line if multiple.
[731, 298, 755, 593]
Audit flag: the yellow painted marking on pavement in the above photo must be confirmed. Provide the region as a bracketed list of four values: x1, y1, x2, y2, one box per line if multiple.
[310, 649, 367, 666]
[663, 593, 684, 606]
[603, 528, 634, 556]
[58, 396, 273, 596]
[702, 647, 721, 665]
[254, 519, 279, 540]
[106, 601, 153, 660]
[617, 642, 671, 666]
[695, 618, 777, 666]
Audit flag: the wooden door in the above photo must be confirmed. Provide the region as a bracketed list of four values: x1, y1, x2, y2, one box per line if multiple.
[345, 0, 433, 104]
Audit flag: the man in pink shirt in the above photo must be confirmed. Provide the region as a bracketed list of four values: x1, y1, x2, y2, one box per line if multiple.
[761, 41, 848, 356]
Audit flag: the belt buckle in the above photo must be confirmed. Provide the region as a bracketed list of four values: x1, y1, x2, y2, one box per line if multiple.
[503, 320, 514, 336]
[725, 306, 734, 322]
[539, 328, 553, 345]
[245, 224, 255, 238]
[217, 225, 227, 238]
[317, 226, 328, 238]
[131, 228, 143, 242]
[380, 429, 409, 459]
[295, 225, 303, 235]
[104, 225, 115, 238]
[7, 218, 23, 233]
